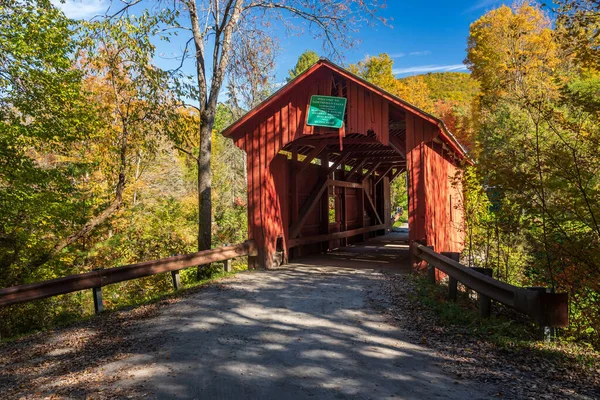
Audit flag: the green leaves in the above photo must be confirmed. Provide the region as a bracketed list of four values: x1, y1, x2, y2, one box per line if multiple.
[466, 2, 600, 348]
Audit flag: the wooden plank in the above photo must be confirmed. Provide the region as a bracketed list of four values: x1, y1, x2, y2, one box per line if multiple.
[274, 108, 281, 159]
[346, 159, 367, 180]
[292, 137, 381, 147]
[389, 135, 406, 157]
[296, 143, 326, 175]
[348, 83, 360, 133]
[281, 103, 290, 148]
[330, 180, 363, 189]
[267, 113, 276, 167]
[288, 224, 386, 248]
[357, 85, 365, 133]
[325, 152, 350, 177]
[0, 241, 257, 307]
[362, 162, 381, 184]
[289, 177, 330, 239]
[389, 167, 405, 182]
[381, 99, 389, 146]
[375, 166, 394, 186]
[364, 188, 383, 225]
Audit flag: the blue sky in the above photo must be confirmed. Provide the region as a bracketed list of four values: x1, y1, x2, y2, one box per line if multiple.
[53, 0, 507, 82]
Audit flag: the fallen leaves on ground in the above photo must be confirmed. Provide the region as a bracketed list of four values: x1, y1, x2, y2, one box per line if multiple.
[377, 272, 600, 400]
[0, 298, 177, 399]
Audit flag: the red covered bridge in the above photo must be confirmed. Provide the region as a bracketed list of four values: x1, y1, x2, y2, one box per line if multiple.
[222, 59, 469, 269]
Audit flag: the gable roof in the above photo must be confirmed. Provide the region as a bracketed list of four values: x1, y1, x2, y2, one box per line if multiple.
[221, 58, 470, 160]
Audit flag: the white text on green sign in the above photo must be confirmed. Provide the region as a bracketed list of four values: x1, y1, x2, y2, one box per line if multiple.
[307, 95, 347, 129]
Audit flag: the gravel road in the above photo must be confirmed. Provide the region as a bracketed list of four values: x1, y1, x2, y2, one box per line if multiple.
[102, 261, 498, 399]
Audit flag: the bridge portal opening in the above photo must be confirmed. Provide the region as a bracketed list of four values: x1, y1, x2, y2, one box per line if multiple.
[221, 59, 469, 269]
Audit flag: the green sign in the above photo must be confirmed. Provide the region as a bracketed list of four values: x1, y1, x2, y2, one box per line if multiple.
[306, 95, 347, 129]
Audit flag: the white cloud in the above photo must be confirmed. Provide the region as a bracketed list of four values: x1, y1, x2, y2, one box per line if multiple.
[393, 64, 468, 75]
[51, 0, 109, 20]
[389, 51, 430, 58]
[464, 0, 503, 13]
[409, 51, 431, 56]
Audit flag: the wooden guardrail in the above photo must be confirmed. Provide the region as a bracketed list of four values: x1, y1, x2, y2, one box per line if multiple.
[412, 242, 568, 328]
[0, 240, 257, 313]
[288, 224, 386, 248]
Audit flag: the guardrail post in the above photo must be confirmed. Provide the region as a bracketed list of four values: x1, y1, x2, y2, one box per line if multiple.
[91, 268, 104, 314]
[426, 245, 436, 283]
[225, 258, 232, 273]
[444, 253, 460, 301]
[448, 276, 458, 301]
[92, 287, 103, 314]
[529, 286, 557, 341]
[472, 267, 493, 318]
[171, 270, 181, 291]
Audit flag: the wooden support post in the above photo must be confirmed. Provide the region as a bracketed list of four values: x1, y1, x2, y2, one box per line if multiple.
[290, 145, 299, 258]
[225, 258, 232, 273]
[92, 286, 103, 314]
[358, 179, 365, 240]
[171, 270, 181, 291]
[442, 252, 460, 300]
[472, 267, 493, 318]
[289, 177, 329, 239]
[320, 150, 330, 252]
[341, 164, 348, 247]
[364, 189, 383, 225]
[426, 245, 436, 284]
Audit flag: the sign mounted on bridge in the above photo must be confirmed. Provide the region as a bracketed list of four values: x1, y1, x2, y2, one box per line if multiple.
[307, 95, 347, 129]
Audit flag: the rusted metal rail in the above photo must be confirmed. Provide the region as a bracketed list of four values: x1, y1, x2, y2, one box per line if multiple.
[412, 243, 568, 327]
[0, 240, 257, 312]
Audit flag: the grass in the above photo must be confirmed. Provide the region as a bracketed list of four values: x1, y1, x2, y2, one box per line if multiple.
[0, 260, 248, 343]
[412, 275, 600, 371]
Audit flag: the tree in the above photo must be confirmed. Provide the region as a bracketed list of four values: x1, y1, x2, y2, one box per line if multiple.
[396, 75, 433, 111]
[287, 50, 319, 81]
[159, 0, 387, 256]
[0, 0, 91, 283]
[555, 0, 600, 70]
[349, 53, 399, 94]
[466, 2, 600, 345]
[22, 13, 177, 270]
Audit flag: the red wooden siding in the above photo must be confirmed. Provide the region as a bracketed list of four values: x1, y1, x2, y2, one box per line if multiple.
[225, 60, 468, 269]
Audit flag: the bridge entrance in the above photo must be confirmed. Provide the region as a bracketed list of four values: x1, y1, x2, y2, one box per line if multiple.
[222, 59, 469, 269]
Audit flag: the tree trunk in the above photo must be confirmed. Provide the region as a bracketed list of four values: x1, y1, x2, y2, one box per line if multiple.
[196, 112, 213, 278]
[198, 112, 213, 252]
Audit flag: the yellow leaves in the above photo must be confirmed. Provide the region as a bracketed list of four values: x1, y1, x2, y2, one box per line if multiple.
[349, 54, 400, 95]
[397, 75, 434, 112]
[466, 2, 561, 103]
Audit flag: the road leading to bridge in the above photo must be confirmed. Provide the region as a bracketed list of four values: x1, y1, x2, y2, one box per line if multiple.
[96, 234, 497, 399]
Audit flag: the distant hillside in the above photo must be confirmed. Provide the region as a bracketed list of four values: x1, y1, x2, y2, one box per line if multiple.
[397, 71, 479, 150]
[399, 72, 479, 108]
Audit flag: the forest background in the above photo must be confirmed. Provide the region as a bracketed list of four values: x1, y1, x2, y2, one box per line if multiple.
[1, 0, 599, 350]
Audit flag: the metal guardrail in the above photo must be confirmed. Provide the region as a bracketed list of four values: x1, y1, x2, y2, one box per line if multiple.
[412, 243, 568, 327]
[0, 240, 257, 313]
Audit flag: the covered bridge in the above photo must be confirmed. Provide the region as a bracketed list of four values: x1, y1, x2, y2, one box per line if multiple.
[222, 59, 469, 269]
